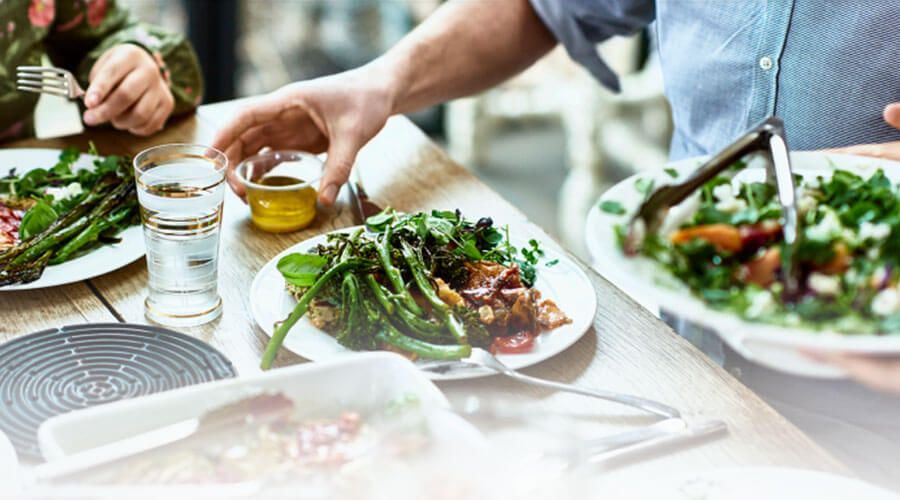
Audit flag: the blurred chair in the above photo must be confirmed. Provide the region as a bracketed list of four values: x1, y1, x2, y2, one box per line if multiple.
[445, 35, 672, 253]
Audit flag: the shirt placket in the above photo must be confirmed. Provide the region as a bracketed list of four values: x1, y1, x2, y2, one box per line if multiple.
[747, 0, 796, 128]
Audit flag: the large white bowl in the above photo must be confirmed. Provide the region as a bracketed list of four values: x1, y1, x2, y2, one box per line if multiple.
[586, 152, 900, 378]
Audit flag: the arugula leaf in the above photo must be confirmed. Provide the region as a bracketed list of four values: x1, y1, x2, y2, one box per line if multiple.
[277, 253, 328, 287]
[634, 177, 655, 197]
[19, 200, 59, 240]
[599, 200, 626, 215]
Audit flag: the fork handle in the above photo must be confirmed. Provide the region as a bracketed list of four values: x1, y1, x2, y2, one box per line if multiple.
[501, 370, 681, 419]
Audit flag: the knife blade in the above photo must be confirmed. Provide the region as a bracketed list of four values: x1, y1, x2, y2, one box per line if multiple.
[347, 176, 383, 225]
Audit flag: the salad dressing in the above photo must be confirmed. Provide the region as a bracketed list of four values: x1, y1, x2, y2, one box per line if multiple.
[246, 175, 317, 233]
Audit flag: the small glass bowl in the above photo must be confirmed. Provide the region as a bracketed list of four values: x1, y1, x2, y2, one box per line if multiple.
[235, 151, 323, 233]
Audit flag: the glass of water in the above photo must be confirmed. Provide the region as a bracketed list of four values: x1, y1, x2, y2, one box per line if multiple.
[133, 144, 227, 327]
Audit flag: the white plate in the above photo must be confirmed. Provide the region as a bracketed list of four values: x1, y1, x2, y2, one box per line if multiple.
[0, 148, 144, 291]
[39, 352, 484, 461]
[0, 430, 18, 494]
[602, 466, 899, 500]
[586, 151, 900, 378]
[250, 224, 596, 380]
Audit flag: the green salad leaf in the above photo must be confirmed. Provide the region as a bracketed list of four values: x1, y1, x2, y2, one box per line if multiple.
[277, 253, 328, 287]
[19, 201, 59, 241]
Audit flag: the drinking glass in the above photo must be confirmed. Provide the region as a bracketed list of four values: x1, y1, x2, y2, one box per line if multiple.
[133, 144, 227, 327]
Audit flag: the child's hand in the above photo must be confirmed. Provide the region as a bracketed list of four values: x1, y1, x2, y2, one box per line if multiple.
[83, 44, 174, 136]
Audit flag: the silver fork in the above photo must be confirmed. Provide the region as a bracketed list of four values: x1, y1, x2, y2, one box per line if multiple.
[420, 348, 682, 419]
[16, 66, 85, 100]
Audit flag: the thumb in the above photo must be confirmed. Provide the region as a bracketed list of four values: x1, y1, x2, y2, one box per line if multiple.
[885, 103, 900, 130]
[319, 138, 361, 206]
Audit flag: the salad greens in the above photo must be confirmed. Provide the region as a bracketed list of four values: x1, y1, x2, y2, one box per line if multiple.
[0, 147, 139, 286]
[261, 209, 568, 369]
[612, 165, 900, 334]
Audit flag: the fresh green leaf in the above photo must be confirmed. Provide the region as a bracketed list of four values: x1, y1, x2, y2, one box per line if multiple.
[599, 200, 626, 215]
[634, 177, 655, 197]
[664, 167, 678, 178]
[19, 201, 58, 240]
[545, 259, 559, 267]
[277, 253, 328, 287]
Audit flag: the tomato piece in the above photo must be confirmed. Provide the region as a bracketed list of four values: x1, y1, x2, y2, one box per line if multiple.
[490, 331, 536, 354]
[739, 247, 781, 287]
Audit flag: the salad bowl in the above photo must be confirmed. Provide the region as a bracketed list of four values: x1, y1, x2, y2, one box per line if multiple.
[586, 151, 900, 378]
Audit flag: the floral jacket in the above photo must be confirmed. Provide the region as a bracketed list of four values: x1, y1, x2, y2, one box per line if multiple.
[0, 0, 203, 141]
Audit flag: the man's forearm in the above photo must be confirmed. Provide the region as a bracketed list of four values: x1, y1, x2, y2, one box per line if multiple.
[369, 0, 556, 115]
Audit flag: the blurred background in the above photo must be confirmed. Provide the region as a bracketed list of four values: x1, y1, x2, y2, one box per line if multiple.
[122, 0, 672, 257]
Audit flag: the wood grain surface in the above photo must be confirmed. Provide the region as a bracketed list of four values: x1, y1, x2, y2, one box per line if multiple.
[0, 102, 850, 479]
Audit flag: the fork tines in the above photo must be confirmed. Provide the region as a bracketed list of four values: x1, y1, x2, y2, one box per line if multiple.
[16, 66, 72, 98]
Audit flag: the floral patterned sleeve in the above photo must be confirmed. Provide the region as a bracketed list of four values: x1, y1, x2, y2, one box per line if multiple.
[45, 0, 204, 115]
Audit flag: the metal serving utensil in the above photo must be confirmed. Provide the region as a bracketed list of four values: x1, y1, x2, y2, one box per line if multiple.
[420, 348, 682, 419]
[624, 116, 801, 297]
[16, 66, 85, 100]
[346, 168, 383, 225]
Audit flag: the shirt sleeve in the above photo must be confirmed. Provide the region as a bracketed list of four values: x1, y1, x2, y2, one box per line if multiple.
[528, 0, 655, 91]
[46, 0, 204, 116]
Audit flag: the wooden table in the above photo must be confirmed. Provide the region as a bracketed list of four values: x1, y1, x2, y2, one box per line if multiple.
[1, 101, 849, 481]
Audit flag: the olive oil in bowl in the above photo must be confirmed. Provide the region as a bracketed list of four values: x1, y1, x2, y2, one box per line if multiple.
[236, 151, 324, 233]
[246, 176, 318, 232]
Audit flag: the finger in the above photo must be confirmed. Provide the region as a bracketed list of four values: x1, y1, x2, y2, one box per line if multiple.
[85, 50, 138, 109]
[816, 352, 900, 394]
[112, 92, 159, 132]
[828, 142, 898, 160]
[884, 102, 900, 130]
[129, 103, 169, 136]
[319, 136, 362, 206]
[84, 69, 153, 126]
[212, 96, 284, 160]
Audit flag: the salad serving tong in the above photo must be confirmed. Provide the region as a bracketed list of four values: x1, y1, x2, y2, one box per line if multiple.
[420, 348, 682, 419]
[624, 116, 802, 297]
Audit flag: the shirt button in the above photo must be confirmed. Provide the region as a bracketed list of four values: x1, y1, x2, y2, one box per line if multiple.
[759, 56, 774, 70]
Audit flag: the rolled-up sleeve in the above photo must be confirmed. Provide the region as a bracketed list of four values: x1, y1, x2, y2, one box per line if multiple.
[529, 0, 655, 91]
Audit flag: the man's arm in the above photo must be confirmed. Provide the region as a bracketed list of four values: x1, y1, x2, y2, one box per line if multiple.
[374, 0, 557, 114]
[213, 0, 558, 205]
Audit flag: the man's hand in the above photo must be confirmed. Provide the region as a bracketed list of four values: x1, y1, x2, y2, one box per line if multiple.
[806, 350, 900, 395]
[83, 44, 174, 136]
[212, 69, 394, 206]
[830, 103, 900, 160]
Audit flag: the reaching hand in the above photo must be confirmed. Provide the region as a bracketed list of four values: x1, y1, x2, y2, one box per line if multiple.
[212, 70, 395, 206]
[83, 44, 174, 136]
[829, 103, 900, 160]
[805, 350, 900, 395]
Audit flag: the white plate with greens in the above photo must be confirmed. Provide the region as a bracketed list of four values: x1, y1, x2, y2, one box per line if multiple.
[586, 151, 900, 378]
[250, 215, 596, 381]
[0, 148, 144, 291]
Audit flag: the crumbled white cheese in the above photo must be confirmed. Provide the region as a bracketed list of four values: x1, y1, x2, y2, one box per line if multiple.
[845, 268, 861, 286]
[868, 247, 881, 260]
[45, 182, 83, 201]
[715, 198, 748, 213]
[712, 184, 734, 201]
[804, 176, 821, 190]
[807, 272, 841, 296]
[797, 194, 817, 215]
[872, 288, 900, 317]
[806, 208, 843, 241]
[859, 221, 891, 242]
[745, 290, 775, 319]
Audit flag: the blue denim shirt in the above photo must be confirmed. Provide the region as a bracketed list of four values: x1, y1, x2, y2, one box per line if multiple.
[529, 0, 900, 159]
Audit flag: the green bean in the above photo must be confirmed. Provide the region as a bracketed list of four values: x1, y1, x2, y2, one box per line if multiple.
[364, 274, 395, 315]
[261, 259, 370, 369]
[376, 323, 470, 360]
[377, 223, 422, 315]
[400, 241, 468, 344]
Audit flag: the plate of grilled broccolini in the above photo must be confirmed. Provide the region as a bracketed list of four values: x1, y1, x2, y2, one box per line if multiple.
[0, 148, 143, 290]
[250, 209, 596, 379]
